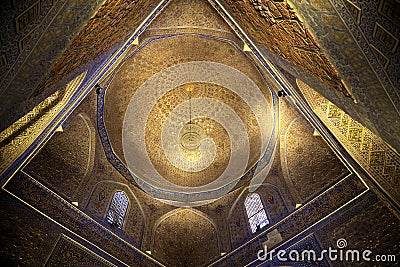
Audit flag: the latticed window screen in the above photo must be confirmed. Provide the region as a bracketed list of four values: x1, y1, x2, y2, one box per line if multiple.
[244, 193, 269, 233]
[106, 191, 128, 229]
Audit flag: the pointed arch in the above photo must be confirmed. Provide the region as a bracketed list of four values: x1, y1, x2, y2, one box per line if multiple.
[85, 180, 146, 245]
[244, 192, 269, 233]
[106, 191, 129, 229]
[151, 208, 220, 266]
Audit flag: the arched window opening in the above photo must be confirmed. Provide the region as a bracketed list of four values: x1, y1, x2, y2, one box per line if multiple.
[106, 191, 129, 229]
[244, 193, 269, 233]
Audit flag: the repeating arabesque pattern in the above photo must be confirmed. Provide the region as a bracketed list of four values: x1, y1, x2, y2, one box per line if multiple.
[212, 174, 367, 266]
[217, 0, 351, 98]
[34, 0, 160, 98]
[298, 79, 400, 202]
[0, 71, 86, 177]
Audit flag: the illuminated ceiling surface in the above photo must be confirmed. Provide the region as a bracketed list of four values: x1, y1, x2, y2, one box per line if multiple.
[1, 0, 398, 210]
[104, 33, 277, 206]
[0, 0, 399, 266]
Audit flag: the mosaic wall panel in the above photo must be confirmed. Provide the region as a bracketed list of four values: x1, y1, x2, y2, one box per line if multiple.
[0, 0, 54, 78]
[316, 192, 400, 266]
[337, 0, 400, 88]
[0, 71, 86, 179]
[329, 200, 400, 264]
[142, 0, 240, 42]
[152, 209, 220, 267]
[299, 79, 400, 205]
[67, 90, 177, 253]
[34, 0, 160, 104]
[216, 0, 351, 97]
[228, 184, 290, 248]
[45, 234, 116, 266]
[42, 87, 151, 248]
[210, 174, 368, 266]
[0, 0, 101, 131]
[3, 172, 163, 266]
[195, 188, 243, 253]
[0, 191, 58, 265]
[149, 0, 232, 33]
[282, 116, 349, 202]
[85, 181, 145, 246]
[287, 0, 400, 153]
[24, 113, 95, 200]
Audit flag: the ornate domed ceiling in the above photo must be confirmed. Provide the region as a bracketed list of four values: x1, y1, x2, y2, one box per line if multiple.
[1, 0, 400, 266]
[102, 33, 277, 206]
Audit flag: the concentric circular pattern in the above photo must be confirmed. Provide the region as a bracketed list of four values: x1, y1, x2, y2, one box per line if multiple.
[147, 116, 230, 187]
[145, 82, 263, 187]
[180, 124, 203, 151]
[122, 61, 274, 205]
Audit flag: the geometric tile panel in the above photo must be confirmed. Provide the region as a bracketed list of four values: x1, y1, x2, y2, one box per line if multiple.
[0, 71, 86, 176]
[378, 0, 400, 27]
[327, 104, 343, 119]
[347, 127, 363, 142]
[360, 142, 372, 152]
[45, 234, 116, 267]
[15, 1, 40, 33]
[298, 79, 400, 201]
[384, 165, 396, 176]
[369, 151, 386, 166]
[373, 23, 399, 53]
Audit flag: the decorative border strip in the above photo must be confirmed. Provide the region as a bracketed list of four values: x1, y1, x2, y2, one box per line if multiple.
[299, 80, 400, 204]
[2, 171, 165, 266]
[45, 234, 117, 267]
[343, 0, 361, 25]
[209, 174, 369, 266]
[0, 0, 170, 184]
[328, 0, 400, 114]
